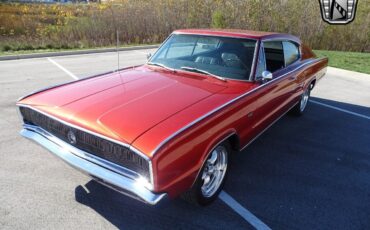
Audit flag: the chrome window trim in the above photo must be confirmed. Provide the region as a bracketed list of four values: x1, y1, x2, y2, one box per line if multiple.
[254, 41, 267, 80]
[17, 104, 154, 186]
[248, 39, 260, 81]
[151, 57, 326, 156]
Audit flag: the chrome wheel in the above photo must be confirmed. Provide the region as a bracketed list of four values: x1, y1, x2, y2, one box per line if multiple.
[300, 89, 310, 112]
[201, 146, 228, 197]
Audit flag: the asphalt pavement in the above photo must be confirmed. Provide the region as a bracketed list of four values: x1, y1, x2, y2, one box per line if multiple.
[0, 49, 369, 230]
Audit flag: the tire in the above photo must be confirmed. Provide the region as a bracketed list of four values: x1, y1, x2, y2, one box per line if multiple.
[181, 142, 230, 206]
[291, 87, 311, 116]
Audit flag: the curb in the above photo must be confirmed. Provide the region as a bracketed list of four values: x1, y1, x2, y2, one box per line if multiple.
[0, 45, 159, 61]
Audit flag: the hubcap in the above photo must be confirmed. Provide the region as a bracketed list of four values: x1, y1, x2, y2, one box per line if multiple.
[201, 146, 228, 197]
[300, 89, 309, 112]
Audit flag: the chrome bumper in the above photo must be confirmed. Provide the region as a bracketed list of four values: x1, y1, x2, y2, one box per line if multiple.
[20, 125, 167, 205]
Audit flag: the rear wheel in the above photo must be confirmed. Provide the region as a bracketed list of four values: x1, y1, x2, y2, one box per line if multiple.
[181, 142, 230, 206]
[291, 87, 310, 116]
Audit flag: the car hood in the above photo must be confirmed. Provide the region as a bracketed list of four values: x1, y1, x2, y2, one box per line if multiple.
[20, 66, 227, 144]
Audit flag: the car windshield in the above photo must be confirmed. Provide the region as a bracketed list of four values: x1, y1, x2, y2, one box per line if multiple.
[149, 34, 257, 81]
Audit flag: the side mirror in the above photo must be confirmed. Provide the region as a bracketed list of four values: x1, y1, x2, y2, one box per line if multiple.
[146, 53, 152, 60]
[261, 71, 273, 81]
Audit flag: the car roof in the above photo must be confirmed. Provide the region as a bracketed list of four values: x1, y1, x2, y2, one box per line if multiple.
[173, 29, 301, 43]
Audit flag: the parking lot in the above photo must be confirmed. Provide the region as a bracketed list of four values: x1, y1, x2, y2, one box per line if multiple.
[0, 48, 369, 230]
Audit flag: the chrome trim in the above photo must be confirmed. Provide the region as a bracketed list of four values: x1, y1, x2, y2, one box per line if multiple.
[253, 41, 266, 80]
[18, 105, 149, 160]
[201, 145, 228, 197]
[248, 39, 260, 81]
[151, 58, 326, 156]
[20, 125, 166, 205]
[17, 105, 154, 187]
[172, 31, 259, 41]
[261, 37, 301, 44]
[240, 101, 299, 151]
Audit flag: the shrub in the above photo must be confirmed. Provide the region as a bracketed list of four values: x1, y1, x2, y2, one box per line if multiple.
[0, 1, 369, 52]
[211, 10, 226, 29]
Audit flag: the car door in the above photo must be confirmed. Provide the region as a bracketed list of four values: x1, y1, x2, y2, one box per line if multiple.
[240, 40, 301, 145]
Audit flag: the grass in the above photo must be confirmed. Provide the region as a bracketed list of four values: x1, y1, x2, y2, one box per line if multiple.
[314, 50, 370, 75]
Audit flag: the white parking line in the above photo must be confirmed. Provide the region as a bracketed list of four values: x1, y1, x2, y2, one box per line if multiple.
[311, 100, 370, 120]
[219, 191, 272, 230]
[47, 57, 79, 80]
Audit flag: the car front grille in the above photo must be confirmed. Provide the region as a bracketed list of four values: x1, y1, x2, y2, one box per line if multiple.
[19, 106, 150, 180]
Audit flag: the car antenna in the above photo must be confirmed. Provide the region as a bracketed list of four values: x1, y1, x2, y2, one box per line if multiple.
[116, 29, 120, 73]
[109, 6, 122, 79]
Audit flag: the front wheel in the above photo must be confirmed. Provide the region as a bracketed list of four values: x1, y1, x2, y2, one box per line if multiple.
[291, 87, 310, 116]
[181, 142, 230, 206]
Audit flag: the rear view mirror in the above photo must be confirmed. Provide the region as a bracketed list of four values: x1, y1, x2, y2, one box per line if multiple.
[146, 53, 152, 60]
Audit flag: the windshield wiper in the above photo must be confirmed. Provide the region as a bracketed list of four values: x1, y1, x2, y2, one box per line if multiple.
[147, 62, 175, 72]
[180, 66, 226, 82]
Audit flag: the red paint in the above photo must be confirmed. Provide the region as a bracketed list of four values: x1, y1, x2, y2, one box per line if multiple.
[18, 30, 328, 198]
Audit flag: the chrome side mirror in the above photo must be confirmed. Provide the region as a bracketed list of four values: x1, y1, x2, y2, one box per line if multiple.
[261, 71, 273, 81]
[146, 53, 152, 60]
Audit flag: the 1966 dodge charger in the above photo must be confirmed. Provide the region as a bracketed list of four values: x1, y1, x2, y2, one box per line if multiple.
[17, 29, 328, 206]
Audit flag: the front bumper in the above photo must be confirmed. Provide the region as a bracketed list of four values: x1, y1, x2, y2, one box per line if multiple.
[21, 125, 167, 205]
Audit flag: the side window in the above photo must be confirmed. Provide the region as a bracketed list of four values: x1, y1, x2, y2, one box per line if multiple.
[283, 41, 300, 66]
[255, 44, 266, 78]
[263, 41, 284, 73]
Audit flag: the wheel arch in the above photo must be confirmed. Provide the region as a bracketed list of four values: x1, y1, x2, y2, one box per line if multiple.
[190, 130, 240, 187]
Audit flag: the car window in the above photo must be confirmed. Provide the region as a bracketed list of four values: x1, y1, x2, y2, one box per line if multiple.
[150, 34, 257, 80]
[283, 41, 300, 66]
[263, 41, 284, 73]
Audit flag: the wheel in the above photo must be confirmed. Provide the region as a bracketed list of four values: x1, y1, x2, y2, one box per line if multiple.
[181, 142, 230, 206]
[291, 87, 310, 116]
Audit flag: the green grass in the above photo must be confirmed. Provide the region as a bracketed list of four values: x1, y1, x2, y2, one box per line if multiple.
[314, 50, 370, 75]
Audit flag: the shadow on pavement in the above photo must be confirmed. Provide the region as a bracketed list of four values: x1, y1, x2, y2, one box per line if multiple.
[75, 180, 253, 230]
[224, 97, 370, 230]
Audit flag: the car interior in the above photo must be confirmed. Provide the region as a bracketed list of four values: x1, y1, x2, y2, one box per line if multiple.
[263, 41, 285, 73]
